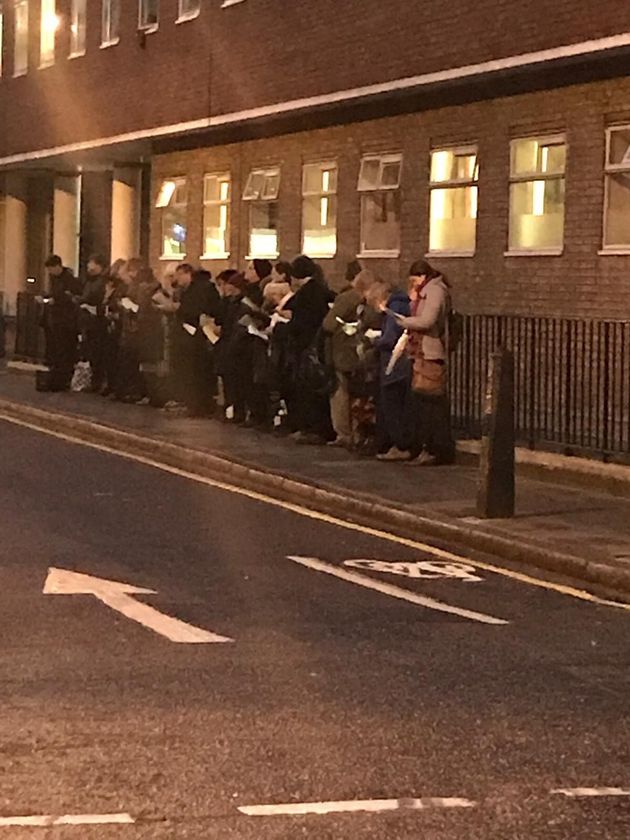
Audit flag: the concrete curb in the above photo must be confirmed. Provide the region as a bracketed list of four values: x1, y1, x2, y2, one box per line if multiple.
[2, 396, 630, 604]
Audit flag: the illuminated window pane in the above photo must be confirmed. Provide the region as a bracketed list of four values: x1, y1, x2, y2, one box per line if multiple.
[508, 136, 566, 252]
[70, 0, 86, 55]
[158, 178, 187, 257]
[14, 0, 29, 76]
[429, 148, 478, 254]
[139, 0, 159, 30]
[361, 191, 401, 254]
[178, 0, 200, 18]
[0, 5, 4, 77]
[249, 202, 278, 258]
[40, 0, 58, 67]
[509, 180, 565, 251]
[604, 172, 630, 248]
[102, 0, 120, 43]
[203, 173, 230, 257]
[429, 186, 478, 253]
[302, 195, 338, 257]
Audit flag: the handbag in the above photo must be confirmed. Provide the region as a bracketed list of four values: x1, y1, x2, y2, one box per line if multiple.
[70, 360, 92, 393]
[411, 355, 446, 397]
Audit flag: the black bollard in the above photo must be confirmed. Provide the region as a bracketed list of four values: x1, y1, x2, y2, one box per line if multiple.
[477, 348, 515, 518]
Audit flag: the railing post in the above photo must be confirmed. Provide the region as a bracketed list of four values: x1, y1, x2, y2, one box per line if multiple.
[477, 348, 515, 519]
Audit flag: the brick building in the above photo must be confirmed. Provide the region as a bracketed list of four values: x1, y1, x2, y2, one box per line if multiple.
[1, 0, 630, 318]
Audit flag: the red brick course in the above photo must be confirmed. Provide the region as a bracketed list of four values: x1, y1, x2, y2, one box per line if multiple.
[1, 0, 630, 157]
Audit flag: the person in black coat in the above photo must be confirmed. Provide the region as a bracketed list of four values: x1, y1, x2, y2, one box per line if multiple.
[173, 265, 221, 417]
[43, 255, 82, 390]
[285, 255, 335, 443]
[78, 254, 108, 391]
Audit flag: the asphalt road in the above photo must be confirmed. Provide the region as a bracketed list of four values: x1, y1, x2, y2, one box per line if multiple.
[1, 417, 629, 840]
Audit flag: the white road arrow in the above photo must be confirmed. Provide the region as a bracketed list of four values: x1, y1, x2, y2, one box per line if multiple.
[43, 567, 233, 644]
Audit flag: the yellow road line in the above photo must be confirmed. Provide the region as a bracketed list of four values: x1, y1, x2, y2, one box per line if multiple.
[1, 411, 628, 614]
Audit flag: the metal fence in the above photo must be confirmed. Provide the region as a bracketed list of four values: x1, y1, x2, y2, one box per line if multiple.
[450, 314, 630, 463]
[14, 292, 45, 363]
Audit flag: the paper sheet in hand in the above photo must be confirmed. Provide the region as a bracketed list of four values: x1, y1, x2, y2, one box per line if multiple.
[121, 297, 140, 314]
[202, 323, 220, 344]
[80, 304, 98, 316]
[183, 323, 197, 336]
[386, 331, 409, 375]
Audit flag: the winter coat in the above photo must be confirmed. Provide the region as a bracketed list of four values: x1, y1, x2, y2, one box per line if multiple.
[286, 278, 335, 357]
[376, 290, 411, 384]
[402, 276, 449, 362]
[322, 287, 363, 373]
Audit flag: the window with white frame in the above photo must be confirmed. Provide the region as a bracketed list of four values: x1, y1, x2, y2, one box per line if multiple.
[13, 0, 28, 76]
[102, 0, 120, 44]
[202, 173, 231, 258]
[243, 168, 280, 258]
[429, 147, 478, 255]
[0, 4, 4, 78]
[70, 0, 86, 56]
[508, 135, 566, 253]
[139, 0, 159, 31]
[302, 161, 338, 258]
[357, 153, 402, 256]
[156, 179, 187, 258]
[40, 0, 58, 67]
[178, 0, 200, 21]
[603, 126, 630, 251]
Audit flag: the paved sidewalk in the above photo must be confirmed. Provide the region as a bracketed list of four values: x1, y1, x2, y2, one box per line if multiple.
[2, 370, 630, 596]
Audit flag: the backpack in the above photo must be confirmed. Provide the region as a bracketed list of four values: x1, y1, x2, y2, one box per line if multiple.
[446, 308, 464, 354]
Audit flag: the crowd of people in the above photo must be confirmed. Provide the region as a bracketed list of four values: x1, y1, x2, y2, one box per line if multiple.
[40, 252, 457, 466]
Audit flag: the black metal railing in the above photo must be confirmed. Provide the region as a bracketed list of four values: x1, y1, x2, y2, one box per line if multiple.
[449, 314, 630, 463]
[14, 292, 45, 363]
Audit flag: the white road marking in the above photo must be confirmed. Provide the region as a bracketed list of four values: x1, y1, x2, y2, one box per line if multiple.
[43, 567, 233, 644]
[0, 813, 135, 827]
[238, 797, 476, 816]
[552, 787, 630, 798]
[287, 556, 507, 625]
[3, 412, 629, 613]
[344, 559, 484, 582]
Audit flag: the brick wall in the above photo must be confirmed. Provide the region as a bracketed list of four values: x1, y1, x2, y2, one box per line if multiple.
[151, 75, 630, 320]
[1, 0, 630, 157]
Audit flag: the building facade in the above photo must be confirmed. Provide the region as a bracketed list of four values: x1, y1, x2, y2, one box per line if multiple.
[1, 0, 630, 317]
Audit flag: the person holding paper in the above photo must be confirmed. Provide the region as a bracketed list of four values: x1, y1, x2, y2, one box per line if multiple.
[78, 254, 108, 392]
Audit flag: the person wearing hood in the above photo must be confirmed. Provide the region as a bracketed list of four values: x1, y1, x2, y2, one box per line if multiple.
[369, 279, 411, 460]
[285, 255, 335, 443]
[398, 259, 455, 466]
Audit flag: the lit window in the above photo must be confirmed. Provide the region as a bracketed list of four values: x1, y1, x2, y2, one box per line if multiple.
[0, 4, 4, 77]
[69, 0, 86, 56]
[102, 0, 120, 45]
[139, 0, 159, 31]
[302, 161, 338, 258]
[202, 173, 231, 258]
[40, 0, 59, 67]
[357, 153, 402, 256]
[156, 179, 187, 259]
[243, 168, 280, 258]
[429, 147, 478, 255]
[602, 126, 630, 251]
[14, 0, 28, 76]
[178, 0, 200, 21]
[509, 136, 566, 253]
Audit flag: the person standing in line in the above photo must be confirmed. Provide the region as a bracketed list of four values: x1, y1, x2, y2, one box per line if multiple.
[244, 259, 273, 307]
[399, 259, 455, 466]
[42, 255, 82, 391]
[368, 279, 412, 460]
[78, 254, 109, 392]
[285, 255, 335, 444]
[174, 264, 222, 417]
[101, 259, 126, 397]
[136, 265, 165, 406]
[216, 271, 249, 423]
[322, 269, 377, 448]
